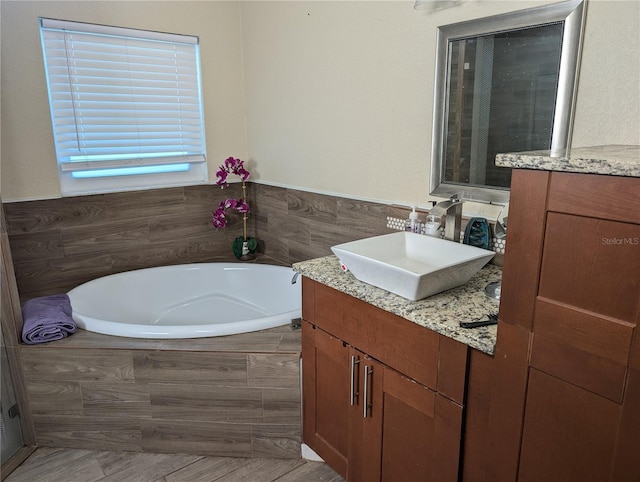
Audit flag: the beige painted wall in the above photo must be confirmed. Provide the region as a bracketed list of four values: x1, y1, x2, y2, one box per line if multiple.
[2, 0, 639, 209]
[242, 0, 640, 210]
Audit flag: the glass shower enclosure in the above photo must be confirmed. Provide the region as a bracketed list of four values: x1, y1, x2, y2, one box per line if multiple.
[1, 324, 23, 464]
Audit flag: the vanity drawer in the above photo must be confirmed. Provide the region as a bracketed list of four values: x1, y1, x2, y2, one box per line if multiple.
[548, 172, 640, 224]
[312, 281, 440, 390]
[530, 335, 628, 403]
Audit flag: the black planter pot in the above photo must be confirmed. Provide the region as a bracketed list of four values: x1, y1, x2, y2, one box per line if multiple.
[233, 236, 257, 260]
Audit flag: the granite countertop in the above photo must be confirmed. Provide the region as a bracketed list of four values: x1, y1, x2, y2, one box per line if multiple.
[495, 145, 640, 178]
[293, 255, 502, 355]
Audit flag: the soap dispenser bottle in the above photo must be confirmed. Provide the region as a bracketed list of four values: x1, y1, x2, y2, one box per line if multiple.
[405, 207, 422, 234]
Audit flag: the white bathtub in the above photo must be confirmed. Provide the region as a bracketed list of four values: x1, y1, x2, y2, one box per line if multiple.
[67, 263, 301, 339]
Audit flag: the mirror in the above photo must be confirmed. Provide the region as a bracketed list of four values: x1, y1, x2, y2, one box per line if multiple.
[430, 0, 586, 204]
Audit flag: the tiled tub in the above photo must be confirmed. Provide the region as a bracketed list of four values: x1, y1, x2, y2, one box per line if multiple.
[19, 325, 302, 458]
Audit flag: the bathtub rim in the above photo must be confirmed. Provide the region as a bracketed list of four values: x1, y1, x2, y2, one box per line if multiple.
[68, 262, 301, 339]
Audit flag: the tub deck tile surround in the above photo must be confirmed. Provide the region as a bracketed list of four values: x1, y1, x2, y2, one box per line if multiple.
[105, 187, 187, 220]
[32, 416, 144, 453]
[147, 384, 265, 423]
[110, 239, 191, 272]
[5, 183, 407, 304]
[82, 382, 152, 419]
[26, 380, 84, 416]
[263, 387, 302, 424]
[248, 353, 302, 389]
[19, 325, 302, 459]
[133, 351, 249, 385]
[50, 325, 294, 352]
[5, 184, 246, 302]
[61, 218, 151, 257]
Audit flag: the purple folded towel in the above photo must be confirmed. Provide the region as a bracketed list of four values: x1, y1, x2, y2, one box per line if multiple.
[21, 294, 77, 345]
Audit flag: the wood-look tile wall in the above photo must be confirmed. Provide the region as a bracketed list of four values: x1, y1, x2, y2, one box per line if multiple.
[5, 183, 401, 303]
[19, 328, 302, 458]
[251, 184, 406, 263]
[4, 185, 244, 303]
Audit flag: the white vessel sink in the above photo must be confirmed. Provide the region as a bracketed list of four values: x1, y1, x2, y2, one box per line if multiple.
[331, 231, 495, 301]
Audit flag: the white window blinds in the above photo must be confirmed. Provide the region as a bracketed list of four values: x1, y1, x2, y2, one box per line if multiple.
[40, 18, 207, 192]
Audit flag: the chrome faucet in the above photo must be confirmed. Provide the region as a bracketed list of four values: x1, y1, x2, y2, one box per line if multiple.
[429, 195, 464, 242]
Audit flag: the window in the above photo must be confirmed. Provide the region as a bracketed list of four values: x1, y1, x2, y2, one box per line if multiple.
[39, 18, 207, 196]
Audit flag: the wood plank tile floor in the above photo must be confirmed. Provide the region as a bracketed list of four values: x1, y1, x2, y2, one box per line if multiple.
[4, 448, 345, 482]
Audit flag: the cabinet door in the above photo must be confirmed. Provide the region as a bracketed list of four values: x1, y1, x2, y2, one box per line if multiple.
[518, 369, 621, 482]
[303, 306, 466, 481]
[302, 321, 350, 477]
[348, 350, 383, 482]
[380, 367, 462, 482]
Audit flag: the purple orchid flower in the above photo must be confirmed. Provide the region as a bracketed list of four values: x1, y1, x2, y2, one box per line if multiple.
[211, 197, 250, 230]
[224, 157, 237, 170]
[213, 157, 252, 234]
[236, 199, 250, 213]
[215, 169, 229, 188]
[216, 157, 250, 187]
[211, 207, 227, 229]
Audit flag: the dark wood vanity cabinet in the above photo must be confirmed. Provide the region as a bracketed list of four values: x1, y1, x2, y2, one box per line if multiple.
[300, 165, 640, 481]
[490, 170, 640, 481]
[302, 278, 468, 481]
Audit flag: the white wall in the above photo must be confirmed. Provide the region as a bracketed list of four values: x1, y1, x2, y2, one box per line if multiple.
[242, 0, 640, 210]
[2, 0, 639, 208]
[571, 0, 640, 147]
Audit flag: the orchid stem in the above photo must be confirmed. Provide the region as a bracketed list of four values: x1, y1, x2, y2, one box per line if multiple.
[242, 181, 248, 241]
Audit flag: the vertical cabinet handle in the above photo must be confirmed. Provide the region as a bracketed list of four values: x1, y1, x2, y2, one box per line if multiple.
[363, 365, 373, 418]
[350, 355, 360, 406]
